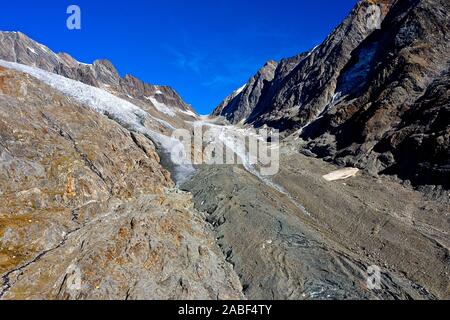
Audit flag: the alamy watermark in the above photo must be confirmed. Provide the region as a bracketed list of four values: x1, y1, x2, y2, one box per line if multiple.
[67, 5, 81, 30]
[170, 126, 280, 176]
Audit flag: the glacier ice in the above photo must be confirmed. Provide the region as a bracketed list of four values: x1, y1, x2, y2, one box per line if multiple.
[0, 59, 195, 184]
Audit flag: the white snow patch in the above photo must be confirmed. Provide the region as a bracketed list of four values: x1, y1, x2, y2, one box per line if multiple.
[154, 118, 176, 130]
[27, 47, 37, 55]
[234, 84, 247, 96]
[290, 91, 344, 140]
[317, 92, 344, 118]
[331, 92, 341, 104]
[178, 109, 198, 118]
[145, 96, 176, 117]
[323, 168, 359, 181]
[38, 43, 50, 53]
[305, 45, 319, 59]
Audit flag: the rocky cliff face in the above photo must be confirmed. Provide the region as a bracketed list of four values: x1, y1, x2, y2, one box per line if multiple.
[215, 0, 449, 189]
[303, 0, 450, 189]
[212, 60, 278, 123]
[0, 45, 243, 298]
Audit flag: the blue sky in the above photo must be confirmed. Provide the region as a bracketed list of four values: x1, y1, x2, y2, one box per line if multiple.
[1, 0, 357, 114]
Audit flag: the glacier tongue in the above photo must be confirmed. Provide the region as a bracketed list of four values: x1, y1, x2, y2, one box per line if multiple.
[0, 59, 195, 184]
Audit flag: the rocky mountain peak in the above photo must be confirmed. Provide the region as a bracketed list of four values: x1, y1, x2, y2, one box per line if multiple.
[214, 0, 449, 189]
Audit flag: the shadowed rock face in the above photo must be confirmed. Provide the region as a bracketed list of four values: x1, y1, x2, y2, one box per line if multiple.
[215, 0, 449, 189]
[0, 67, 243, 300]
[215, 0, 397, 126]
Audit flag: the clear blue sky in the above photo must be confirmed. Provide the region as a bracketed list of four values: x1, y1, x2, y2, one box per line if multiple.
[1, 0, 357, 114]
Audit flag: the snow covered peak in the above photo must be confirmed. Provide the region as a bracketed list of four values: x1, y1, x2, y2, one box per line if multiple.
[0, 31, 197, 116]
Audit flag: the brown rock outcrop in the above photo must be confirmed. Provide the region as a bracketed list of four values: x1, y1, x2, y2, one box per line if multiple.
[0, 67, 243, 300]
